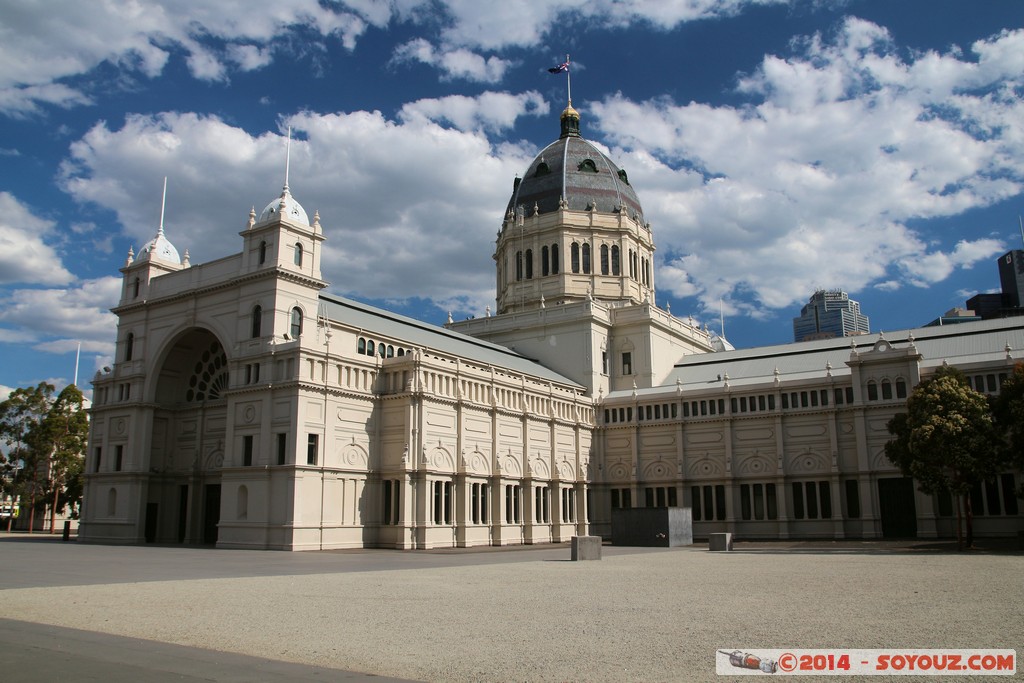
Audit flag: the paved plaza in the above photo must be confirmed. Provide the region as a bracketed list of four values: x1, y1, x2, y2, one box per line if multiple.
[0, 534, 1020, 681]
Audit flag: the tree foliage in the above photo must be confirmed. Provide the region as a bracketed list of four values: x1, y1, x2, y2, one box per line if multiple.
[992, 361, 1024, 495]
[0, 382, 88, 528]
[885, 365, 1002, 548]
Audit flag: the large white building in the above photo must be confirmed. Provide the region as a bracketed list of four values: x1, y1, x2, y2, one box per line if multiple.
[80, 104, 1023, 549]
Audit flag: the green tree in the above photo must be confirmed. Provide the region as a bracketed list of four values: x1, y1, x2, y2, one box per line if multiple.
[0, 382, 55, 532]
[0, 382, 88, 533]
[35, 385, 89, 528]
[884, 365, 1002, 550]
[992, 361, 1024, 497]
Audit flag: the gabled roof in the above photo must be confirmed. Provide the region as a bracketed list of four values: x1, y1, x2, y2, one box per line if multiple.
[610, 317, 1024, 398]
[318, 293, 584, 389]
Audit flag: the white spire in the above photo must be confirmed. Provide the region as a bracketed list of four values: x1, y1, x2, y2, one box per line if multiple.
[158, 176, 167, 236]
[284, 125, 292, 191]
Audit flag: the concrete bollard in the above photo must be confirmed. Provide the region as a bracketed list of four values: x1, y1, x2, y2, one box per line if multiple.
[571, 535, 602, 560]
[708, 532, 733, 551]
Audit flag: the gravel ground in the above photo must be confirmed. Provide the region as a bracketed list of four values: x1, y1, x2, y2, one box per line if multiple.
[1, 544, 1021, 682]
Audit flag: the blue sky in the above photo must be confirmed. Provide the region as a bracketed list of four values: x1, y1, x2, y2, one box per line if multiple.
[1, 0, 1023, 399]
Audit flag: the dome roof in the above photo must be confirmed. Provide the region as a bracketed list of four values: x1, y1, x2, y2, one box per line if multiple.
[259, 186, 309, 226]
[506, 104, 644, 222]
[138, 227, 181, 264]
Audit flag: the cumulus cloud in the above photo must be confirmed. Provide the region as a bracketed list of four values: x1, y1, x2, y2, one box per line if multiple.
[0, 0, 378, 115]
[0, 193, 74, 285]
[0, 277, 121, 354]
[2, 0, 794, 114]
[590, 18, 1024, 315]
[392, 39, 515, 83]
[57, 96, 544, 316]
[399, 91, 548, 132]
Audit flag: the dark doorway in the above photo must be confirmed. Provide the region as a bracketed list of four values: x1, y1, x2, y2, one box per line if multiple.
[203, 484, 221, 545]
[878, 477, 917, 538]
[177, 485, 188, 543]
[144, 503, 158, 543]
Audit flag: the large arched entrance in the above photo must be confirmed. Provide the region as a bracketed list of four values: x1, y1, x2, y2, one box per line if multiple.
[145, 328, 230, 545]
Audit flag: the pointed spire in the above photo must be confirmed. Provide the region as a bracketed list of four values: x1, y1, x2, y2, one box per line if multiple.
[125, 245, 134, 267]
[284, 125, 292, 191]
[182, 249, 191, 267]
[157, 176, 168, 237]
[247, 206, 256, 230]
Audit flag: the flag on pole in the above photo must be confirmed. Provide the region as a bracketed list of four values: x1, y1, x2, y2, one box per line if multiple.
[548, 60, 569, 74]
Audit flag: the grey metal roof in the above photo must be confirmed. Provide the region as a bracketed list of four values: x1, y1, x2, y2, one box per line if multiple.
[506, 116, 643, 221]
[612, 317, 1024, 398]
[319, 293, 583, 389]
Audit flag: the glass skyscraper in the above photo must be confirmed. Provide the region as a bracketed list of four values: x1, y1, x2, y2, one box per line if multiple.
[793, 289, 870, 342]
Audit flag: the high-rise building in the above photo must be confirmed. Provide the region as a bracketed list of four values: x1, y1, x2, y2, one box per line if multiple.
[998, 249, 1024, 309]
[793, 289, 870, 342]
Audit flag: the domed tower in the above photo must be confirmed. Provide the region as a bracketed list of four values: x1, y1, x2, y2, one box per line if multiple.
[451, 103, 714, 395]
[495, 103, 655, 313]
[119, 178, 189, 307]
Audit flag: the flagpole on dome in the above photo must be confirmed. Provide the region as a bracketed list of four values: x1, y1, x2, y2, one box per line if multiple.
[565, 54, 571, 105]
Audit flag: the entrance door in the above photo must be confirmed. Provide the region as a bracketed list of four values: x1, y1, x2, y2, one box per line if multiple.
[878, 477, 917, 538]
[144, 503, 158, 543]
[203, 484, 221, 545]
[177, 485, 188, 543]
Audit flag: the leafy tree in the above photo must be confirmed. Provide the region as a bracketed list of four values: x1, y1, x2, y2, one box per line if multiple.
[35, 385, 89, 527]
[885, 365, 1002, 550]
[991, 361, 1024, 497]
[0, 382, 88, 532]
[0, 383, 55, 532]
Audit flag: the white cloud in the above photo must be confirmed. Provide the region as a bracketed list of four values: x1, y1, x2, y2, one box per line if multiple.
[1, 0, 795, 114]
[0, 193, 74, 286]
[392, 39, 515, 83]
[0, 277, 121, 354]
[58, 97, 546, 316]
[0, 0, 378, 115]
[589, 18, 1024, 315]
[399, 91, 548, 133]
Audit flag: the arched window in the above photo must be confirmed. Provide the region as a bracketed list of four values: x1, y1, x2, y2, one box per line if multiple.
[379, 344, 386, 358]
[132, 277, 140, 298]
[251, 305, 262, 338]
[582, 243, 591, 274]
[124, 333, 134, 361]
[629, 250, 637, 279]
[867, 381, 878, 401]
[387, 345, 394, 358]
[881, 380, 893, 400]
[600, 244, 610, 275]
[541, 246, 550, 276]
[258, 241, 267, 265]
[367, 340, 375, 356]
[525, 249, 533, 279]
[397, 348, 405, 357]
[896, 379, 907, 399]
[293, 242, 303, 266]
[571, 243, 580, 273]
[612, 245, 620, 275]
[516, 251, 523, 281]
[578, 159, 598, 173]
[551, 244, 559, 274]
[290, 307, 303, 338]
[358, 337, 366, 354]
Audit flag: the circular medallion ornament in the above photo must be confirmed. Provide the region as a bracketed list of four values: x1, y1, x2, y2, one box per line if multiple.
[115, 419, 126, 435]
[243, 405, 256, 423]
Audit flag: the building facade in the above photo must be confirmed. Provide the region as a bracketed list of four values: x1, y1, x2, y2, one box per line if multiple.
[80, 107, 1023, 549]
[793, 289, 870, 342]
